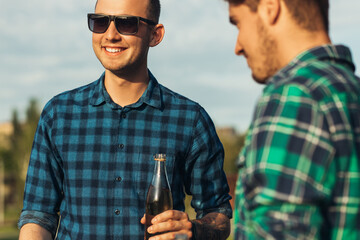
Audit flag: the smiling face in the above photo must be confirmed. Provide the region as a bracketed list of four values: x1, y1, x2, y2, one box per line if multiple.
[92, 0, 155, 76]
[229, 3, 280, 83]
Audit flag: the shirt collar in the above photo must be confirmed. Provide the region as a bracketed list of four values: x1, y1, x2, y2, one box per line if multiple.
[89, 72, 106, 107]
[291, 44, 355, 71]
[89, 70, 163, 110]
[138, 70, 163, 110]
[267, 44, 356, 85]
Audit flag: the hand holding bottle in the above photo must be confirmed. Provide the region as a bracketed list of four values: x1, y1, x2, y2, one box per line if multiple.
[142, 154, 192, 240]
[141, 210, 192, 240]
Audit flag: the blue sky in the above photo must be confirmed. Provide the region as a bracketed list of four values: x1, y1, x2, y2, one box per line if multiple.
[1, 0, 359, 131]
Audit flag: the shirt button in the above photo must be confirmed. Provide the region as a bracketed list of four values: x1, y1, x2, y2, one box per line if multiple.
[121, 113, 126, 119]
[119, 144, 125, 149]
[115, 177, 122, 182]
[115, 209, 120, 215]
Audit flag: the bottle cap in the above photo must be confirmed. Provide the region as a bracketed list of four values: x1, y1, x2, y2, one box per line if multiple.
[154, 153, 166, 161]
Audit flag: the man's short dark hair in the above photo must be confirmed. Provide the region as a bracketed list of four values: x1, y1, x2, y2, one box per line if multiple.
[225, 0, 329, 33]
[95, 0, 161, 23]
[149, 0, 161, 23]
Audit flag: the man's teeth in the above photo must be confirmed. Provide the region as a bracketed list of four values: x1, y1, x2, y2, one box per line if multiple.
[106, 48, 123, 53]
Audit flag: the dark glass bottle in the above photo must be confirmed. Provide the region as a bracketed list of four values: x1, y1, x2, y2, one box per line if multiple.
[145, 154, 173, 240]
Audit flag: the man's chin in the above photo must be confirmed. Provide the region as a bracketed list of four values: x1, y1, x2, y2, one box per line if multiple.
[252, 73, 268, 84]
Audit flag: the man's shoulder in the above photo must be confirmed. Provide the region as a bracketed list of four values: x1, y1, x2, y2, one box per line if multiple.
[158, 83, 201, 109]
[40, 80, 99, 120]
[269, 58, 360, 102]
[155, 83, 218, 125]
[52, 80, 98, 103]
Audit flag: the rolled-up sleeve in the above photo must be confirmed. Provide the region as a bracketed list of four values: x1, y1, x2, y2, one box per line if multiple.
[18, 210, 60, 237]
[18, 100, 63, 238]
[185, 106, 232, 219]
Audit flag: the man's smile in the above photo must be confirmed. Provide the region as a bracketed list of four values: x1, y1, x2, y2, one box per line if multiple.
[104, 47, 126, 54]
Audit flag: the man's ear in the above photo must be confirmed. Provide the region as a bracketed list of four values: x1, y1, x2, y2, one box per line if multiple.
[149, 24, 165, 47]
[258, 0, 281, 25]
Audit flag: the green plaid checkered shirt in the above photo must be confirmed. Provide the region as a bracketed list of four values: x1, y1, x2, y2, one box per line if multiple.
[234, 45, 360, 239]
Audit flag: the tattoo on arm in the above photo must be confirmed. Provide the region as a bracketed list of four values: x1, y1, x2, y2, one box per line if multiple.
[190, 212, 230, 240]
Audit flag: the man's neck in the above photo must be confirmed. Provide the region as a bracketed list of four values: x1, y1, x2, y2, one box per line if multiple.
[276, 28, 331, 70]
[104, 68, 150, 107]
[269, 1, 332, 71]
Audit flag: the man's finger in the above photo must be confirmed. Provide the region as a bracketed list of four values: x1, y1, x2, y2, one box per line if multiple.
[152, 210, 188, 223]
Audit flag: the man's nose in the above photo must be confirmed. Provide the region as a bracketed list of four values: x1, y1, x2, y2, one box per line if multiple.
[235, 40, 244, 56]
[105, 21, 122, 40]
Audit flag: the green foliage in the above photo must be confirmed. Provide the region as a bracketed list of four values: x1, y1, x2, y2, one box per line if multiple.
[7, 99, 40, 172]
[5, 110, 23, 172]
[218, 128, 246, 174]
[0, 98, 41, 211]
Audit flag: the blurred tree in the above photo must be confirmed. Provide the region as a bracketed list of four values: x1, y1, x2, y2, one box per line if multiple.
[5, 110, 23, 172]
[2, 98, 40, 210]
[0, 151, 5, 225]
[217, 128, 246, 174]
[20, 98, 40, 180]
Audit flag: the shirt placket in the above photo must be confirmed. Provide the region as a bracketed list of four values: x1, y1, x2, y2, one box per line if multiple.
[113, 107, 130, 237]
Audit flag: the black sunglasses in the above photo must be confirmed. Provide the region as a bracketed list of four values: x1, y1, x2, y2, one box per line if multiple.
[88, 13, 157, 35]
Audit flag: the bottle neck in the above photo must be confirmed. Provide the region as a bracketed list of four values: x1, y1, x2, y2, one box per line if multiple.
[151, 160, 170, 189]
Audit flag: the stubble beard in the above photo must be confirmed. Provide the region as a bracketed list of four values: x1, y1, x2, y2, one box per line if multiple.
[96, 47, 149, 78]
[252, 18, 280, 84]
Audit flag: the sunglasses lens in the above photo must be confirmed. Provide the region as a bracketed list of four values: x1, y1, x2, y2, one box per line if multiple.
[89, 15, 109, 33]
[115, 17, 138, 35]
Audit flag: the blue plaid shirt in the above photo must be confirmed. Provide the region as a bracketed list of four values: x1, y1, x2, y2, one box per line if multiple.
[18, 71, 232, 239]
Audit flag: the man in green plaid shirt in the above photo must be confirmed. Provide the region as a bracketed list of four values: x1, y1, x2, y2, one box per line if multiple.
[224, 0, 360, 239]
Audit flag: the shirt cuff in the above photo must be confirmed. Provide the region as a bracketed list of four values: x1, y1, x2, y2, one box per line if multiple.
[18, 210, 60, 238]
[196, 202, 233, 219]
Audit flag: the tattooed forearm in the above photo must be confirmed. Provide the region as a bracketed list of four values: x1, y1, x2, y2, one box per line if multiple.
[190, 212, 230, 240]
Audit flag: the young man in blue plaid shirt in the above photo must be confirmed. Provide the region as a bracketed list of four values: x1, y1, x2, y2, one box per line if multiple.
[225, 0, 360, 239]
[18, 0, 232, 239]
